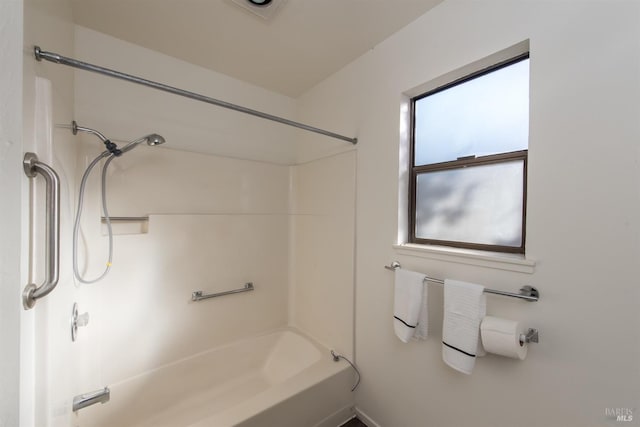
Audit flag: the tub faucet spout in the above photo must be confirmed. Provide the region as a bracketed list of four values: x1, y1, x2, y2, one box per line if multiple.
[72, 387, 110, 412]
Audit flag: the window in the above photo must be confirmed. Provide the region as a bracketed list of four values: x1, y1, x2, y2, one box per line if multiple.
[409, 54, 529, 253]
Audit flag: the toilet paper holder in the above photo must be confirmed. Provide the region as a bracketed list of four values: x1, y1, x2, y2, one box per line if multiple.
[519, 328, 539, 346]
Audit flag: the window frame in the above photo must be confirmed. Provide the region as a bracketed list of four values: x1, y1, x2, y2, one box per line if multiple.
[408, 53, 529, 254]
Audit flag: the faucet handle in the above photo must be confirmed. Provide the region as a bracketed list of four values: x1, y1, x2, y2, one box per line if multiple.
[76, 311, 90, 327]
[71, 302, 90, 342]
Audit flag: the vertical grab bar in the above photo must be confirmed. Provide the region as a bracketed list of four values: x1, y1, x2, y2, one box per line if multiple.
[23, 152, 60, 310]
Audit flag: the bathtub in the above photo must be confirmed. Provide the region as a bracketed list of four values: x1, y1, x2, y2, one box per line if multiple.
[78, 328, 355, 427]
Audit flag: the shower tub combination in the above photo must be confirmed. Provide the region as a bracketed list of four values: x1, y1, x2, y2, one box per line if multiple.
[28, 49, 359, 427]
[78, 328, 355, 427]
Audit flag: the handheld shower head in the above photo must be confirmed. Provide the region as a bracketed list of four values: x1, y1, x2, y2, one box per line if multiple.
[63, 121, 166, 155]
[71, 126, 166, 284]
[145, 134, 166, 146]
[119, 133, 166, 154]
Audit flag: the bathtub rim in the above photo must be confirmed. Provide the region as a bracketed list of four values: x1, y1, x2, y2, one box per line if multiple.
[104, 325, 333, 388]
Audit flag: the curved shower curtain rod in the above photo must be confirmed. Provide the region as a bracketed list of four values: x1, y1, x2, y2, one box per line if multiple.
[34, 46, 358, 145]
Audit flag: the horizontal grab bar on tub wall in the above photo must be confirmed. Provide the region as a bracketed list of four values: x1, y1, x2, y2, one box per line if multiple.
[192, 283, 254, 302]
[23, 152, 61, 310]
[101, 216, 149, 222]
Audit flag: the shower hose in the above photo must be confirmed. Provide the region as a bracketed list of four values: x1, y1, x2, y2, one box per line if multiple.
[72, 150, 116, 284]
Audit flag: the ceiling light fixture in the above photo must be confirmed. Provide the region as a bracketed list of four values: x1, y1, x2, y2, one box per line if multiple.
[247, 0, 272, 6]
[230, 0, 285, 20]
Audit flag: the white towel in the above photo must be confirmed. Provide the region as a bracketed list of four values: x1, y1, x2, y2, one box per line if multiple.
[442, 279, 486, 374]
[394, 268, 428, 343]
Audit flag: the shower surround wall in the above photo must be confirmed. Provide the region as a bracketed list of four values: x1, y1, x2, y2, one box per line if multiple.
[290, 152, 356, 358]
[76, 146, 292, 384]
[72, 25, 355, 404]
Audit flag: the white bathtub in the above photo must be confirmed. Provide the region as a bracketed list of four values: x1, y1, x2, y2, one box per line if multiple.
[79, 328, 355, 427]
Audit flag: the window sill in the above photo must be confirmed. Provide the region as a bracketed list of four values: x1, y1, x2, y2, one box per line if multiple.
[392, 243, 535, 274]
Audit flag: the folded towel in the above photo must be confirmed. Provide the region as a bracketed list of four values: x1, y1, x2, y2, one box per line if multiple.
[442, 279, 486, 374]
[394, 268, 428, 343]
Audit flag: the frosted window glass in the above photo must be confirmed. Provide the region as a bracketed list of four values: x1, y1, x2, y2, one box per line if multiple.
[414, 59, 529, 166]
[415, 161, 524, 247]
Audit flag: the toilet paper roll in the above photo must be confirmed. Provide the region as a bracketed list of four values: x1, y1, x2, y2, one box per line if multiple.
[480, 316, 527, 360]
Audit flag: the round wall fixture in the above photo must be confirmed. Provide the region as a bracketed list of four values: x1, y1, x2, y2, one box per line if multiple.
[247, 0, 272, 6]
[230, 0, 284, 19]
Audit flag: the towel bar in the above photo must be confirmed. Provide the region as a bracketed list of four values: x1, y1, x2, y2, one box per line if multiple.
[384, 261, 539, 302]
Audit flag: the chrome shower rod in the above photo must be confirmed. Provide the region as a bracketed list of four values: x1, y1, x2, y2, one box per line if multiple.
[34, 46, 358, 145]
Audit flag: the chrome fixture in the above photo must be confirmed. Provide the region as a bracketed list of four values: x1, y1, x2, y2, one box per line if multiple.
[63, 120, 121, 156]
[384, 261, 540, 302]
[69, 121, 165, 284]
[519, 328, 539, 346]
[71, 302, 90, 342]
[101, 216, 149, 223]
[35, 46, 356, 144]
[23, 152, 60, 310]
[330, 350, 361, 392]
[72, 387, 110, 412]
[71, 121, 109, 143]
[65, 120, 166, 156]
[192, 282, 254, 302]
[119, 133, 166, 154]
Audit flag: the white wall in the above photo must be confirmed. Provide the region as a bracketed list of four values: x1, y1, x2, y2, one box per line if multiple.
[0, 2, 24, 426]
[298, 1, 640, 426]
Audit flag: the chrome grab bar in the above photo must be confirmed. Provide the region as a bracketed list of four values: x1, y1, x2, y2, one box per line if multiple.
[100, 216, 149, 222]
[72, 387, 110, 412]
[23, 153, 60, 310]
[192, 282, 254, 302]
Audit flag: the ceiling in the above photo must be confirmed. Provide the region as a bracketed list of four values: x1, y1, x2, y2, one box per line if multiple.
[71, 0, 443, 98]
